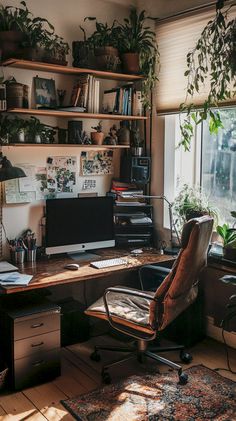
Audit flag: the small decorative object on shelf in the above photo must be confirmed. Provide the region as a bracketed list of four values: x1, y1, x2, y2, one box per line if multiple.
[68, 120, 83, 144]
[130, 124, 144, 156]
[5, 78, 29, 109]
[57, 89, 66, 107]
[91, 121, 104, 145]
[104, 124, 118, 145]
[34, 76, 57, 109]
[117, 121, 130, 145]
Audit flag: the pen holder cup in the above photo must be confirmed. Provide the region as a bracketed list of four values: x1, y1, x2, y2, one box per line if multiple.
[27, 249, 37, 262]
[11, 250, 25, 264]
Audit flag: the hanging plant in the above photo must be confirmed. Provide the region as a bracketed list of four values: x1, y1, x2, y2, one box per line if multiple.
[179, 0, 236, 151]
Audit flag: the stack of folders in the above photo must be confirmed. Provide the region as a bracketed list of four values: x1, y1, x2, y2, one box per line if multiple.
[111, 181, 145, 206]
[0, 263, 33, 286]
[0, 272, 33, 286]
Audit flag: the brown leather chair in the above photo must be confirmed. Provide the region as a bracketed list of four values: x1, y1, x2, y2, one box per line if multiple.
[85, 216, 213, 384]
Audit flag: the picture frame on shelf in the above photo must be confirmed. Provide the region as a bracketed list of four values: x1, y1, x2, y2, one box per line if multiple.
[34, 76, 57, 109]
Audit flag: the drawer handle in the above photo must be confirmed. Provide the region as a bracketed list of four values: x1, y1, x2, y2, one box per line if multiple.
[32, 360, 44, 367]
[31, 341, 44, 348]
[31, 323, 44, 329]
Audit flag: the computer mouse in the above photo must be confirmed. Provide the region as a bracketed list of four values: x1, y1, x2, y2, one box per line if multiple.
[64, 263, 80, 271]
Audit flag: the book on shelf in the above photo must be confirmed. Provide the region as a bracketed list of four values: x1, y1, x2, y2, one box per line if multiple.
[102, 84, 143, 116]
[69, 74, 100, 112]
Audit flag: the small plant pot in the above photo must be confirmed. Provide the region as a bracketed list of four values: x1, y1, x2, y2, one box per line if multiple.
[72, 41, 95, 68]
[131, 146, 143, 156]
[223, 247, 236, 261]
[91, 132, 104, 145]
[121, 52, 140, 74]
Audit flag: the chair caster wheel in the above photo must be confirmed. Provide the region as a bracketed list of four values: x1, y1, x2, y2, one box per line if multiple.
[90, 350, 101, 362]
[180, 350, 192, 364]
[102, 370, 111, 384]
[178, 372, 188, 385]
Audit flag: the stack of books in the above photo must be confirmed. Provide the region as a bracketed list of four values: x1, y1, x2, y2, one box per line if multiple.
[111, 181, 145, 206]
[66, 74, 100, 113]
[103, 85, 142, 116]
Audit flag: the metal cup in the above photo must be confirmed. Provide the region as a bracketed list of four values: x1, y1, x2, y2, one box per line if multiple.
[27, 249, 37, 262]
[11, 250, 25, 264]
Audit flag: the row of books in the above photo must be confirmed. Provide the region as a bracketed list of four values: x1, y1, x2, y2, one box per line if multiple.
[70, 74, 100, 113]
[102, 85, 142, 116]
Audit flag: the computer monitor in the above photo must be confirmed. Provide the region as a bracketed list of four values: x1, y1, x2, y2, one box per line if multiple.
[45, 196, 115, 256]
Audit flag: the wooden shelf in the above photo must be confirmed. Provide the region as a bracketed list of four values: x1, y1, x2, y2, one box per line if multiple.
[7, 108, 147, 121]
[2, 58, 144, 81]
[4, 143, 129, 149]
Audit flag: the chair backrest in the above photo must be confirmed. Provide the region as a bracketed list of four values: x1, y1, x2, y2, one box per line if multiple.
[149, 215, 213, 330]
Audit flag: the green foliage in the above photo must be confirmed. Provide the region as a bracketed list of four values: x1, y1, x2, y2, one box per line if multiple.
[179, 1, 236, 151]
[216, 223, 236, 246]
[43, 34, 70, 59]
[117, 9, 159, 110]
[91, 121, 102, 132]
[0, 1, 28, 31]
[84, 17, 119, 48]
[173, 184, 218, 227]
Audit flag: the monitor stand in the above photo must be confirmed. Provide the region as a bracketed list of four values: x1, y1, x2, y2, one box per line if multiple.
[68, 251, 100, 262]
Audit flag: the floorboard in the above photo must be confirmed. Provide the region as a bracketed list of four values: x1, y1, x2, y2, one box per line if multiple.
[0, 336, 235, 420]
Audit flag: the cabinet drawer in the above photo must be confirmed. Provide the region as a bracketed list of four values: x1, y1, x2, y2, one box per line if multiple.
[14, 313, 60, 340]
[14, 330, 60, 359]
[14, 348, 60, 390]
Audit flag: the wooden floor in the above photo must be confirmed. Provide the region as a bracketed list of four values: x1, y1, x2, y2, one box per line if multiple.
[0, 336, 235, 420]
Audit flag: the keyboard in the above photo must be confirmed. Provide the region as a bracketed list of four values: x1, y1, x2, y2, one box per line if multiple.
[90, 257, 128, 269]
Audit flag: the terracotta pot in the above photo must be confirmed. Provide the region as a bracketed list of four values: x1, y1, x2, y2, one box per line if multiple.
[95, 46, 119, 71]
[91, 132, 104, 145]
[121, 52, 140, 74]
[0, 31, 23, 59]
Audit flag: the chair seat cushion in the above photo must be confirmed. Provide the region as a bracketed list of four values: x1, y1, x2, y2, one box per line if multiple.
[85, 290, 155, 334]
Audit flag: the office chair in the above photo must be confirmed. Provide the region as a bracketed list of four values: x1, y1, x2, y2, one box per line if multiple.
[85, 216, 213, 385]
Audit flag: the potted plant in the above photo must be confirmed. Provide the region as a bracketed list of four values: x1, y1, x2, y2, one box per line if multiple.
[72, 24, 94, 68]
[179, 0, 236, 151]
[19, 2, 54, 61]
[117, 9, 159, 109]
[0, 2, 25, 59]
[173, 184, 218, 230]
[91, 121, 104, 145]
[130, 124, 144, 156]
[26, 117, 44, 143]
[216, 223, 236, 261]
[42, 34, 70, 65]
[8, 116, 26, 143]
[0, 114, 10, 144]
[85, 17, 120, 71]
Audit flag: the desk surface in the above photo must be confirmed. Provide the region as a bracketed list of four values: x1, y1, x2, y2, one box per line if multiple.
[0, 249, 174, 295]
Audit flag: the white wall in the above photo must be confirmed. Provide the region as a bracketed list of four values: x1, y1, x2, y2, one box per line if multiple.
[1, 0, 130, 253]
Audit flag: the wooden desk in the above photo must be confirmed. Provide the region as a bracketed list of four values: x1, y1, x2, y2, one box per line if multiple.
[0, 249, 174, 295]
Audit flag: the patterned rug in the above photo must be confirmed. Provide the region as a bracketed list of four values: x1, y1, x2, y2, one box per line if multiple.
[61, 365, 236, 421]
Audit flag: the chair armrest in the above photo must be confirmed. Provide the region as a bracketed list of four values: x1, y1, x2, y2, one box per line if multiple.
[102, 286, 156, 340]
[139, 265, 171, 290]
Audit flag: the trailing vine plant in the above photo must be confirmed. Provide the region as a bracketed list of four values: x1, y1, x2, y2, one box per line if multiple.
[179, 0, 236, 151]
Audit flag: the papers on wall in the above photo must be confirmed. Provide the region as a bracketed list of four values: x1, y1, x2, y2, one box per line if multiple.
[46, 156, 77, 193]
[0, 272, 33, 286]
[80, 150, 113, 176]
[4, 157, 77, 203]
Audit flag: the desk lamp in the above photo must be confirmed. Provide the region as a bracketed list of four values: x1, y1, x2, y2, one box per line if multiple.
[132, 194, 181, 255]
[0, 152, 26, 257]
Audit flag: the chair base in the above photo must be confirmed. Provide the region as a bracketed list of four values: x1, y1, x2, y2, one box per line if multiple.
[90, 339, 192, 385]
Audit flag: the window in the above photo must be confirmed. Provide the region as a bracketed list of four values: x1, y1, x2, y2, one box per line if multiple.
[163, 108, 236, 226]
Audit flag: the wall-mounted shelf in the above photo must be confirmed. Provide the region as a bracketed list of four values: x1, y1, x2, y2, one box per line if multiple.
[2, 59, 144, 81]
[7, 108, 147, 121]
[4, 143, 129, 149]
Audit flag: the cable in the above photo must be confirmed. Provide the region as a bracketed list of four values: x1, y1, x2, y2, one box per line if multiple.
[214, 302, 236, 375]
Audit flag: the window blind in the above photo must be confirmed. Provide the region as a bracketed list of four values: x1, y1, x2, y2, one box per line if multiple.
[155, 6, 236, 113]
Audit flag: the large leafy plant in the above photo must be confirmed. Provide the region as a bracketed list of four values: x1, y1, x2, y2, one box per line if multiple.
[179, 0, 236, 151]
[118, 9, 159, 110]
[83, 18, 119, 49]
[216, 223, 236, 246]
[0, 2, 27, 31]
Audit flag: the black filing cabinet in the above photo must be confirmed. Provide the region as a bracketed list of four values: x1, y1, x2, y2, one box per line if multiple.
[0, 299, 61, 390]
